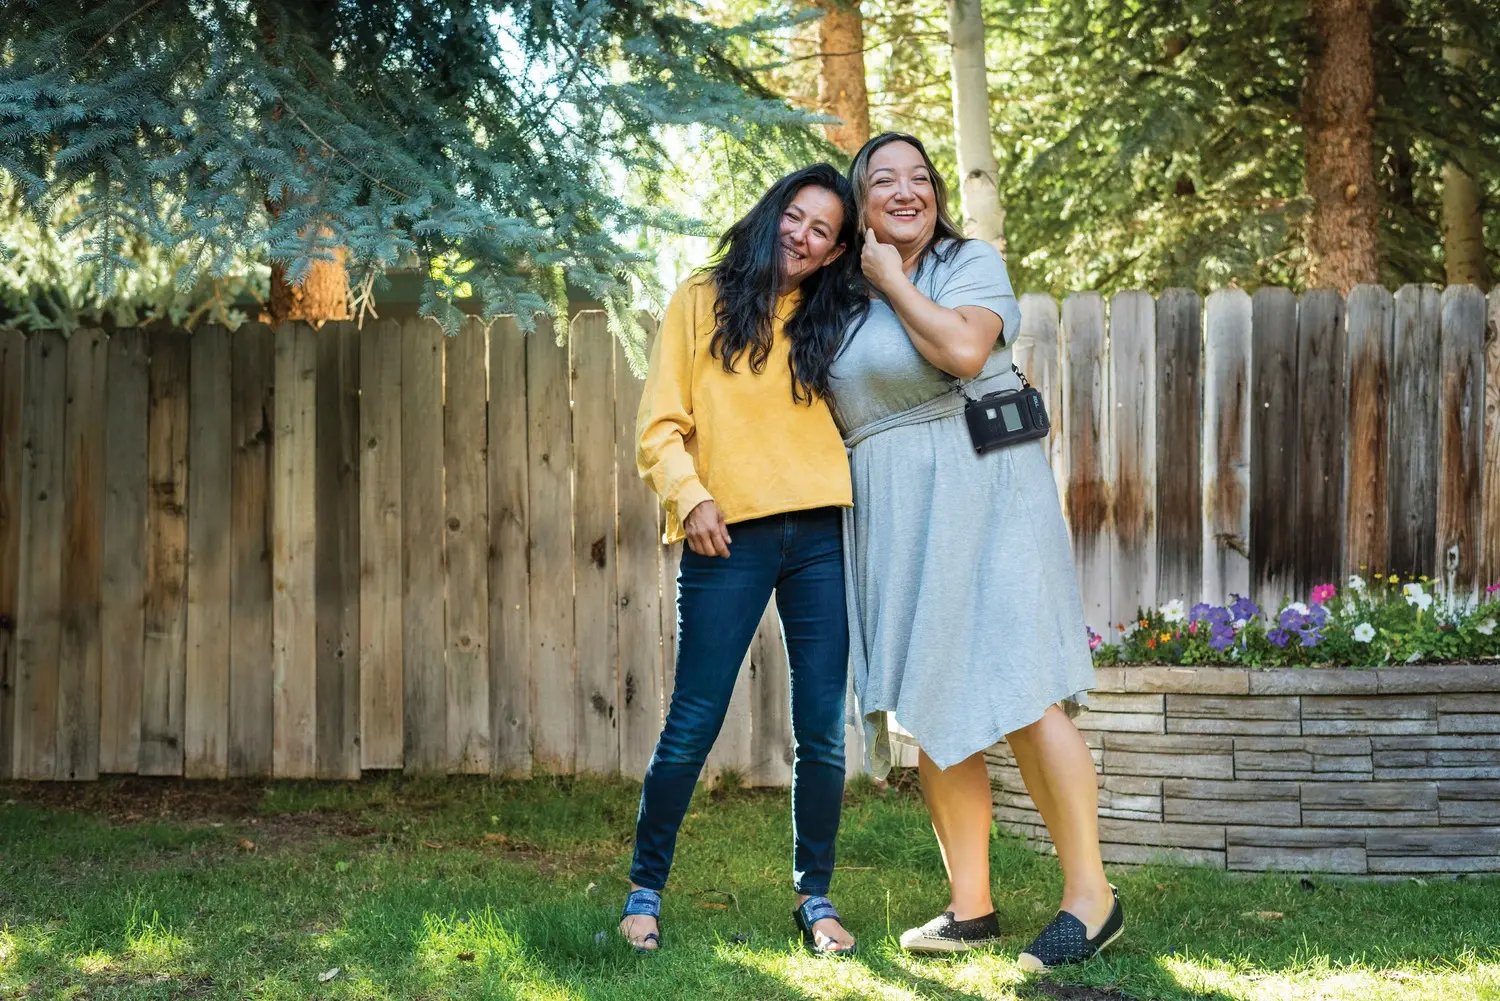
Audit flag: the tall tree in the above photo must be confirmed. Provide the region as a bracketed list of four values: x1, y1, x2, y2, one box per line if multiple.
[1303, 0, 1380, 289]
[813, 1, 871, 154]
[947, 0, 1005, 255]
[0, 2, 818, 336]
[1440, 41, 1491, 286]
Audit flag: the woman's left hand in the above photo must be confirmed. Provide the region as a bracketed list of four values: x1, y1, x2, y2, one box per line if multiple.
[861, 228, 907, 295]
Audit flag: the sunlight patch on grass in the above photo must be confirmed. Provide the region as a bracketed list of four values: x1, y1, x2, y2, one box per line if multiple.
[123, 907, 188, 968]
[1156, 951, 1500, 1001]
[726, 944, 925, 1001]
[70, 950, 116, 975]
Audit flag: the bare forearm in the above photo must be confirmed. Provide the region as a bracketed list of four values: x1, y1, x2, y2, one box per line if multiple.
[884, 277, 996, 379]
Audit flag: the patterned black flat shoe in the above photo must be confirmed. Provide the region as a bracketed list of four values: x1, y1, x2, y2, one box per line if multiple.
[898, 910, 1003, 953]
[1017, 887, 1123, 972]
[793, 896, 857, 957]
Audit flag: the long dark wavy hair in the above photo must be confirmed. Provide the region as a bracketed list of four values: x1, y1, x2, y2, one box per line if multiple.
[704, 163, 861, 403]
[848, 132, 967, 277]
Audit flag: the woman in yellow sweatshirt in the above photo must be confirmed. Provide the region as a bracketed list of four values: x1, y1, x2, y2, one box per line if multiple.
[620, 164, 862, 956]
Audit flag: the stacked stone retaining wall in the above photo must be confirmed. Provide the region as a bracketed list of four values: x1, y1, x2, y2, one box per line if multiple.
[980, 664, 1500, 875]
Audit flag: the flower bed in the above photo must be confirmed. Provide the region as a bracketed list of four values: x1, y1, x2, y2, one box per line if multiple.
[1087, 575, 1500, 668]
[981, 577, 1500, 876]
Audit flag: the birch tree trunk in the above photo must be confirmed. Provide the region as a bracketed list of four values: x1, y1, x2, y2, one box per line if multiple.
[948, 0, 1006, 256]
[1303, 0, 1380, 291]
[813, 0, 869, 155]
[1441, 44, 1490, 287]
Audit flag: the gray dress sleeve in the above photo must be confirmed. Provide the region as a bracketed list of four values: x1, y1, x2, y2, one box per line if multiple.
[930, 240, 1023, 348]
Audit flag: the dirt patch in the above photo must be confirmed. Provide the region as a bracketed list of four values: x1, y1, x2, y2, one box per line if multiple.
[0, 776, 381, 845]
[1, 776, 268, 824]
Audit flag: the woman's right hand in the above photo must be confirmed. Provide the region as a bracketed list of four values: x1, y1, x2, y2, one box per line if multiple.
[684, 500, 732, 558]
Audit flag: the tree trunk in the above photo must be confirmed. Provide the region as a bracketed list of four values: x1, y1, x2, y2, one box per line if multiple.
[266, 237, 351, 326]
[258, 0, 350, 326]
[1302, 0, 1380, 291]
[813, 0, 869, 155]
[948, 0, 1006, 256]
[1441, 44, 1490, 288]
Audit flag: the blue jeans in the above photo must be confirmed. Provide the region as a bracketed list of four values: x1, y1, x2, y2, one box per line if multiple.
[629, 507, 849, 895]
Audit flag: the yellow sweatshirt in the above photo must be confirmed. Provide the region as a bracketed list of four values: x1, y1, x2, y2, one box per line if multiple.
[636, 273, 853, 544]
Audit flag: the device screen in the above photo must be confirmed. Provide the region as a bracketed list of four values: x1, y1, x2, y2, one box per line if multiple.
[1001, 402, 1022, 432]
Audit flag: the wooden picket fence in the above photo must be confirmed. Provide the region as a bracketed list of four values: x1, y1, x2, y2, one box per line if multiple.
[0, 284, 1496, 782]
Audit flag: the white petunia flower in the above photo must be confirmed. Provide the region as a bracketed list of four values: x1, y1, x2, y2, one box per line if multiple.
[1285, 602, 1310, 616]
[1403, 583, 1434, 611]
[1478, 618, 1497, 637]
[1353, 622, 1376, 643]
[1160, 599, 1186, 623]
[1348, 574, 1368, 593]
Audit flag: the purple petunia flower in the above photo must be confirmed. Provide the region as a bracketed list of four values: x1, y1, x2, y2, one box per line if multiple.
[1209, 625, 1236, 651]
[1229, 594, 1259, 622]
[1267, 627, 1291, 648]
[1299, 629, 1322, 648]
[1190, 602, 1215, 624]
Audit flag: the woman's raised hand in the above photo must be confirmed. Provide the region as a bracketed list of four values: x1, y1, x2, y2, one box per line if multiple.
[860, 228, 906, 295]
[684, 499, 732, 558]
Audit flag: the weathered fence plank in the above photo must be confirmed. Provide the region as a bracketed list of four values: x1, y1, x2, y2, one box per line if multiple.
[444, 319, 490, 774]
[315, 323, 361, 779]
[661, 540, 683, 716]
[228, 324, 274, 777]
[527, 319, 577, 772]
[185, 325, 232, 778]
[489, 316, 531, 775]
[1294, 290, 1346, 601]
[57, 329, 107, 781]
[401, 319, 446, 773]
[571, 313, 620, 774]
[271, 325, 317, 778]
[358, 320, 403, 770]
[0, 330, 24, 779]
[1156, 289, 1203, 606]
[101, 330, 149, 775]
[1389, 285, 1442, 578]
[1343, 286, 1394, 576]
[1109, 291, 1155, 628]
[1250, 288, 1299, 612]
[140, 329, 189, 776]
[1016, 292, 1065, 496]
[1485, 290, 1500, 588]
[749, 595, 793, 787]
[1436, 286, 1487, 596]
[1202, 289, 1252, 604]
[615, 329, 663, 778]
[16, 331, 65, 780]
[1062, 293, 1111, 628]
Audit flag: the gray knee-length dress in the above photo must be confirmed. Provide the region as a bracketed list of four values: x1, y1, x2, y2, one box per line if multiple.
[829, 239, 1095, 778]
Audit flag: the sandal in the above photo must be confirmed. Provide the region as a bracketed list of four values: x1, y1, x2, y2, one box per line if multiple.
[619, 888, 663, 953]
[1017, 885, 1123, 972]
[793, 895, 857, 957]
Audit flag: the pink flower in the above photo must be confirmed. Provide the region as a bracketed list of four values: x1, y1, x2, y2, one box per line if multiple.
[1486, 581, 1500, 594]
[1088, 632, 1102, 651]
[1310, 583, 1337, 605]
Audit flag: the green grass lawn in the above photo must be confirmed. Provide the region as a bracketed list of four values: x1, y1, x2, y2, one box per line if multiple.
[1, 772, 1497, 1001]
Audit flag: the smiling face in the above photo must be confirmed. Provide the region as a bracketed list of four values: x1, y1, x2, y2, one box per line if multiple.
[778, 184, 846, 290]
[862, 140, 937, 254]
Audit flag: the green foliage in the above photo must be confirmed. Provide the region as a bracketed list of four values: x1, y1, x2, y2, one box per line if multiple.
[1093, 575, 1500, 668]
[0, 1, 824, 336]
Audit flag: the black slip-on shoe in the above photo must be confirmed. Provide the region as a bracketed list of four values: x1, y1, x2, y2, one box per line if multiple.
[898, 910, 1003, 953]
[1017, 887, 1123, 972]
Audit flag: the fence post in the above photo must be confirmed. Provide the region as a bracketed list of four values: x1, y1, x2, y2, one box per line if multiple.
[1156, 289, 1203, 607]
[1389, 285, 1442, 578]
[1202, 289, 1252, 605]
[1062, 292, 1111, 630]
[1109, 290, 1156, 629]
[1436, 286, 1488, 597]
[489, 316, 533, 776]
[1250, 288, 1298, 613]
[1343, 286, 1394, 578]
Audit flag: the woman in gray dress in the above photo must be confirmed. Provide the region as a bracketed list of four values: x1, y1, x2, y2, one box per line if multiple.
[830, 132, 1122, 969]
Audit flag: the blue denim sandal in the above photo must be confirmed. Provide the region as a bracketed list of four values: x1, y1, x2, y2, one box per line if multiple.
[620, 888, 663, 952]
[794, 896, 857, 957]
